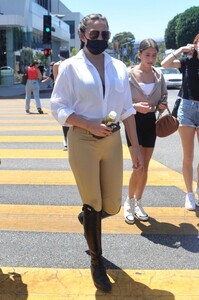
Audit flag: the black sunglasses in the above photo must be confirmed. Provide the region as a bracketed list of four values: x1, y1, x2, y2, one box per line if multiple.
[88, 30, 111, 41]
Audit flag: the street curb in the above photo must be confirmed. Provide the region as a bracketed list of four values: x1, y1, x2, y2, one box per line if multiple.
[0, 88, 51, 99]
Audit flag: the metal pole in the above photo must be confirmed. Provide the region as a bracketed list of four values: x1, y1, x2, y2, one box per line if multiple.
[47, 0, 51, 75]
[48, 0, 50, 15]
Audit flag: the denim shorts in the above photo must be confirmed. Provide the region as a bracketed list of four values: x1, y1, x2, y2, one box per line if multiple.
[178, 98, 199, 128]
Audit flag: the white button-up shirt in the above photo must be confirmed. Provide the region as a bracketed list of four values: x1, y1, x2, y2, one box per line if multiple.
[50, 50, 135, 126]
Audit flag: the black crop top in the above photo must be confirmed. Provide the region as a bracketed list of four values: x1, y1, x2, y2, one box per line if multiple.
[179, 57, 199, 101]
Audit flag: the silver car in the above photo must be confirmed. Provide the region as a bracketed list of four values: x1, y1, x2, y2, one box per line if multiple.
[156, 67, 182, 89]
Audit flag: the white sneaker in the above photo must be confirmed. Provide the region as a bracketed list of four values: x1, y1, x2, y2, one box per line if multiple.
[124, 197, 135, 224]
[134, 199, 149, 221]
[185, 192, 196, 210]
[195, 187, 199, 207]
[63, 138, 68, 150]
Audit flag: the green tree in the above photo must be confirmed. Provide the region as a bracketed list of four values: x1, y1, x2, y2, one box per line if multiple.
[164, 15, 181, 49]
[33, 51, 45, 63]
[70, 48, 79, 56]
[112, 32, 135, 64]
[156, 42, 166, 66]
[176, 6, 199, 47]
[164, 6, 199, 49]
[20, 47, 33, 70]
[13, 27, 23, 51]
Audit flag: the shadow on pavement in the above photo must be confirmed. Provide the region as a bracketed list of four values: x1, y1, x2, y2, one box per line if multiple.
[26, 111, 49, 115]
[95, 257, 175, 299]
[0, 269, 28, 299]
[134, 215, 199, 252]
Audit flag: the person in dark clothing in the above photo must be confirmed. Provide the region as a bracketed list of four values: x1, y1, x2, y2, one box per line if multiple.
[41, 61, 55, 88]
[53, 48, 70, 150]
[161, 33, 199, 210]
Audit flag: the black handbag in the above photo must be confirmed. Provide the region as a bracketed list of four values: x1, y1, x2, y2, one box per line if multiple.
[172, 98, 181, 118]
[21, 73, 28, 85]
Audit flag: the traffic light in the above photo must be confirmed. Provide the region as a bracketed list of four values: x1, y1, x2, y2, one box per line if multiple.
[43, 49, 51, 56]
[43, 15, 52, 44]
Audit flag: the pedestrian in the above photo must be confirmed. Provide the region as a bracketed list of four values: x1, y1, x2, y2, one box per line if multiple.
[25, 61, 43, 114]
[161, 33, 199, 211]
[123, 38, 168, 224]
[38, 62, 45, 77]
[53, 47, 70, 150]
[41, 61, 55, 88]
[51, 13, 142, 292]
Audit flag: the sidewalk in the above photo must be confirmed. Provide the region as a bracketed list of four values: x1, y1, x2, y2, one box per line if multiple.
[0, 82, 51, 99]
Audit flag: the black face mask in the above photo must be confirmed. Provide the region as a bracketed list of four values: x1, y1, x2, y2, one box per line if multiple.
[86, 39, 108, 55]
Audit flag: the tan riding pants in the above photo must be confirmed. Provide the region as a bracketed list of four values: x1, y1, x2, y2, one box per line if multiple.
[68, 126, 123, 214]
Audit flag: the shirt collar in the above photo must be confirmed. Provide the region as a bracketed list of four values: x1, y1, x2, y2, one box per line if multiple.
[76, 49, 112, 66]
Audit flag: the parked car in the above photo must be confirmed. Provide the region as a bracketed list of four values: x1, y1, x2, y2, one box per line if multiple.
[0, 66, 14, 85]
[0, 66, 14, 75]
[156, 67, 182, 89]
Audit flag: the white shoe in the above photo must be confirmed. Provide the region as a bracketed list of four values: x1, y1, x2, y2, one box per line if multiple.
[134, 199, 149, 221]
[63, 139, 67, 146]
[124, 197, 135, 224]
[63, 138, 68, 150]
[185, 192, 196, 210]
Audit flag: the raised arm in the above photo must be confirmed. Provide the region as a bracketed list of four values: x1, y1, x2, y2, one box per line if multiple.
[161, 44, 195, 69]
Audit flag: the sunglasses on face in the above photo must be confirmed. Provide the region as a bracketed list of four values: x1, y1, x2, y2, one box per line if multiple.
[88, 30, 111, 41]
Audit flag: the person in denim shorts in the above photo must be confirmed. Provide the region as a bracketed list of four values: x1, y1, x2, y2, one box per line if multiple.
[161, 33, 199, 210]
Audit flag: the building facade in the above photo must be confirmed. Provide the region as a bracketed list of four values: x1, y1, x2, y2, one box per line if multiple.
[0, 0, 83, 83]
[50, 0, 83, 51]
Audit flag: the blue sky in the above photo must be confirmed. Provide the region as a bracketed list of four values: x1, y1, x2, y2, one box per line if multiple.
[61, 0, 199, 42]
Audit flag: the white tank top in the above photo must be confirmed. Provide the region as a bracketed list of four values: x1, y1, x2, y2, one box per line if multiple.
[138, 83, 155, 96]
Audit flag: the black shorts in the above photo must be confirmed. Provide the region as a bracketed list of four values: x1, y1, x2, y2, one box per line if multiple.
[125, 112, 156, 148]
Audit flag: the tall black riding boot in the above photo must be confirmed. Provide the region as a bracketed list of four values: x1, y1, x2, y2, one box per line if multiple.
[83, 204, 111, 292]
[78, 207, 110, 225]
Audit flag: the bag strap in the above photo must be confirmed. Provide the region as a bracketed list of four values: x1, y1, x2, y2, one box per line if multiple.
[156, 105, 172, 121]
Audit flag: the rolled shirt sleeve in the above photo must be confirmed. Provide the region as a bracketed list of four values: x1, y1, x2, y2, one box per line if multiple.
[50, 50, 136, 126]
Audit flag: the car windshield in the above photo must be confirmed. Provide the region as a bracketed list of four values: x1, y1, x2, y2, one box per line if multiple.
[161, 68, 180, 75]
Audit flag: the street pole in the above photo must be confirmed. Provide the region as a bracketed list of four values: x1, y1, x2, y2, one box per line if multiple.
[47, 0, 51, 76]
[48, 0, 50, 15]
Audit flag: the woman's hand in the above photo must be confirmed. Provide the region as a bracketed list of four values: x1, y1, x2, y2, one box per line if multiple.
[123, 115, 143, 170]
[87, 122, 113, 138]
[131, 145, 143, 170]
[182, 44, 195, 54]
[66, 114, 113, 137]
[157, 101, 167, 112]
[133, 102, 152, 114]
[156, 94, 168, 112]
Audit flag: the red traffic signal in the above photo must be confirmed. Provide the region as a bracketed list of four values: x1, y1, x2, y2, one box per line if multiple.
[44, 49, 51, 56]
